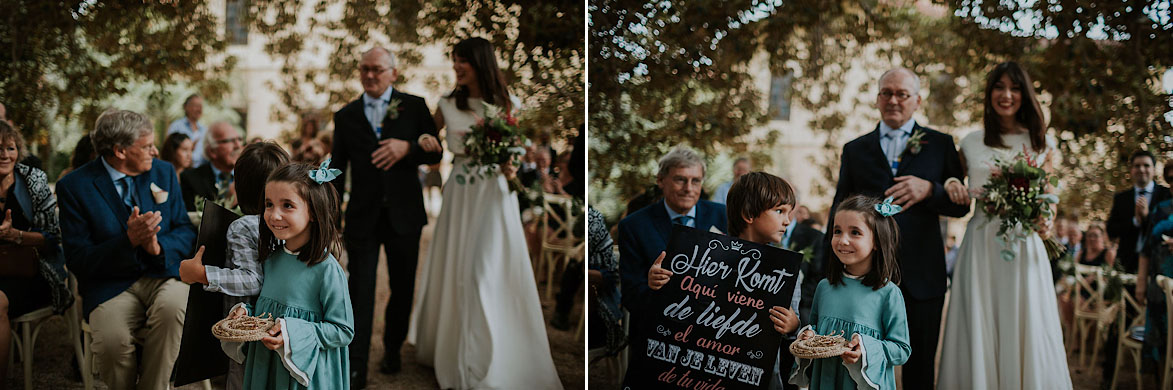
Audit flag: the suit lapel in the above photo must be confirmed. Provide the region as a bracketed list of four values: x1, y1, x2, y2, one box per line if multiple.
[864, 125, 894, 180]
[133, 172, 155, 213]
[350, 95, 379, 143]
[894, 123, 923, 177]
[91, 167, 130, 227]
[648, 203, 672, 244]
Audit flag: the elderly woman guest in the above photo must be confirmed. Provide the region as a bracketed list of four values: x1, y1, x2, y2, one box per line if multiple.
[160, 132, 194, 179]
[0, 121, 75, 387]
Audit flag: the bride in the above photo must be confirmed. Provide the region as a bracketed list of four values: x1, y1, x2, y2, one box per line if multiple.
[938, 61, 1072, 389]
[408, 37, 563, 389]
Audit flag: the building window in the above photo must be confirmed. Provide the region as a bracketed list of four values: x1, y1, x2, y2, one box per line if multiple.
[769, 73, 793, 121]
[226, 0, 249, 46]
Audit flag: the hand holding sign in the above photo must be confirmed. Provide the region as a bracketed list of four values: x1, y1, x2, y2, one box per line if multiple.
[840, 334, 863, 365]
[770, 306, 799, 335]
[647, 251, 673, 290]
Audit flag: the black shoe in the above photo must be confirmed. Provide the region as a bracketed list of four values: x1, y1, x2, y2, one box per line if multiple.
[350, 370, 367, 389]
[551, 312, 571, 331]
[380, 354, 402, 374]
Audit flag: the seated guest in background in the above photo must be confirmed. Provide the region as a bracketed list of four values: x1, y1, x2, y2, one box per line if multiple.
[292, 138, 327, 165]
[617, 145, 726, 377]
[60, 134, 97, 179]
[160, 132, 194, 179]
[793, 204, 813, 227]
[1075, 223, 1114, 267]
[167, 94, 208, 168]
[180, 121, 243, 211]
[0, 121, 75, 387]
[56, 109, 195, 390]
[711, 156, 750, 205]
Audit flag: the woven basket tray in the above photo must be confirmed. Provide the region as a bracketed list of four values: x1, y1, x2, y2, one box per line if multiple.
[789, 332, 852, 359]
[212, 314, 276, 343]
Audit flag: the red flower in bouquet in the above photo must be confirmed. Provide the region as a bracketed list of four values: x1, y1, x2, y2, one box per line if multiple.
[456, 102, 530, 194]
[1010, 177, 1029, 189]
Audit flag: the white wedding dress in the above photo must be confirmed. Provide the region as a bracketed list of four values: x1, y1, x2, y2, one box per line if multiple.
[409, 96, 563, 389]
[939, 130, 1072, 389]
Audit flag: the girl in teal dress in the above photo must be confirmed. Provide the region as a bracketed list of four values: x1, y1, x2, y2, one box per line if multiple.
[790, 195, 910, 390]
[222, 162, 354, 390]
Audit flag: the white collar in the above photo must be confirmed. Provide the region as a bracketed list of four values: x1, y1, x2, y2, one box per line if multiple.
[1136, 181, 1155, 195]
[878, 118, 916, 138]
[362, 86, 394, 107]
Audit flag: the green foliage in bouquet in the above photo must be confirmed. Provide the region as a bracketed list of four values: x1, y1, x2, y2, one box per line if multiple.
[976, 146, 1064, 261]
[455, 102, 530, 194]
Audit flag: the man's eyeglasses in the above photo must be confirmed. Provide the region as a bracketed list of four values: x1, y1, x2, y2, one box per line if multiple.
[359, 66, 390, 75]
[878, 90, 915, 102]
[215, 136, 243, 145]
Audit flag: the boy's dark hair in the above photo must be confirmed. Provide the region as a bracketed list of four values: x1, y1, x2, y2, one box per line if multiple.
[1130, 150, 1155, 166]
[258, 163, 341, 266]
[234, 141, 290, 215]
[726, 172, 796, 237]
[827, 194, 901, 290]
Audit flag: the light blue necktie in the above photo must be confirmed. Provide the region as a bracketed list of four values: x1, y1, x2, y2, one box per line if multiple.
[673, 215, 694, 227]
[367, 99, 387, 138]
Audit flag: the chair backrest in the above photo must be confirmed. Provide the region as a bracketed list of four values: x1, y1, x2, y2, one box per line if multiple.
[1158, 275, 1173, 359]
[1117, 275, 1145, 338]
[541, 193, 577, 242]
[1073, 263, 1107, 312]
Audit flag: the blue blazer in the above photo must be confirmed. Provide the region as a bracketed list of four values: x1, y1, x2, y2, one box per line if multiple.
[57, 158, 196, 318]
[617, 199, 727, 314]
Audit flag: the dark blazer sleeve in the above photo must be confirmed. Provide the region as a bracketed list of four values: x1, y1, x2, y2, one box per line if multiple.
[618, 217, 650, 313]
[153, 166, 196, 276]
[401, 97, 442, 167]
[925, 132, 970, 218]
[180, 169, 198, 212]
[57, 178, 144, 279]
[1107, 191, 1133, 242]
[329, 109, 350, 201]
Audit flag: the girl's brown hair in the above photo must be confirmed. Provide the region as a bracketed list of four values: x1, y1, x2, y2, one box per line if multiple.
[258, 163, 342, 266]
[725, 172, 796, 237]
[827, 194, 901, 290]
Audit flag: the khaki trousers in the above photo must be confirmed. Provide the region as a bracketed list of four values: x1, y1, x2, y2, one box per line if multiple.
[89, 277, 188, 390]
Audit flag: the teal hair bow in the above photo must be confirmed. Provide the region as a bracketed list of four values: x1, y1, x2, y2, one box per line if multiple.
[874, 196, 903, 217]
[309, 159, 342, 184]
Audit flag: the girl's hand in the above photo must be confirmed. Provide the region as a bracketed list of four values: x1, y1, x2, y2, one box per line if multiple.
[228, 306, 247, 320]
[261, 322, 284, 351]
[797, 329, 814, 341]
[840, 334, 863, 365]
[769, 306, 799, 334]
[647, 252, 673, 290]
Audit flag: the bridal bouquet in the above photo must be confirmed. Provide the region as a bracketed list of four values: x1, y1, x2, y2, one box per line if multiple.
[976, 146, 1066, 261]
[456, 102, 530, 193]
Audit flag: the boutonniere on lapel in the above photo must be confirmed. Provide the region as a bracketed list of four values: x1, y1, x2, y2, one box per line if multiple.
[383, 97, 404, 122]
[905, 129, 928, 155]
[149, 182, 168, 204]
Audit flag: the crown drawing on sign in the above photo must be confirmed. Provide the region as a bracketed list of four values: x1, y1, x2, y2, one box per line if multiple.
[731, 241, 743, 251]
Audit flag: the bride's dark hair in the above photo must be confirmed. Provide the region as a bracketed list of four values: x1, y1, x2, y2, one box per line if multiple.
[982, 61, 1046, 152]
[449, 37, 512, 113]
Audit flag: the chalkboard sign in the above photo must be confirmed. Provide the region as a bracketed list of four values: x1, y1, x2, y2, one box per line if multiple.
[625, 225, 802, 390]
[174, 202, 239, 386]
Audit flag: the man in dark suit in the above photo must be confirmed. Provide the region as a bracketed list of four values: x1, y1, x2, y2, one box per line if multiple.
[1108, 150, 1170, 274]
[180, 122, 243, 211]
[329, 47, 442, 388]
[617, 146, 727, 374]
[56, 109, 196, 390]
[825, 68, 970, 388]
